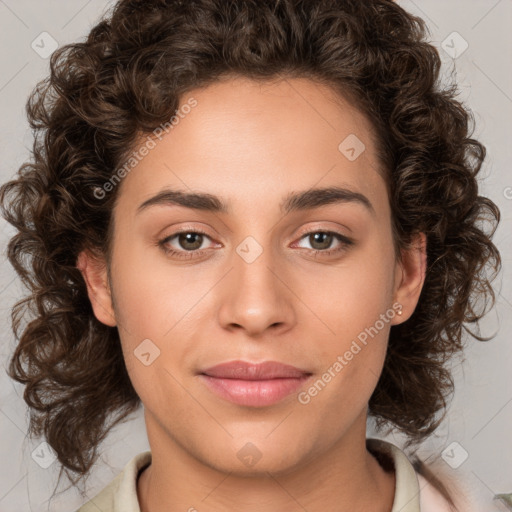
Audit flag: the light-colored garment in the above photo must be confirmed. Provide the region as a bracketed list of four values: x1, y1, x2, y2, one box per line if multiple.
[75, 438, 454, 512]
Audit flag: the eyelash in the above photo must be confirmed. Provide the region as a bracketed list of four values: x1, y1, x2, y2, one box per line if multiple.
[157, 228, 354, 260]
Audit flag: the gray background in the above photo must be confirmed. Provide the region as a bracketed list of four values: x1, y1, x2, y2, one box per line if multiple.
[0, 1, 510, 510]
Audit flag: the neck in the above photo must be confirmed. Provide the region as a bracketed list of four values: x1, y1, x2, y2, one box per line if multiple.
[137, 412, 395, 512]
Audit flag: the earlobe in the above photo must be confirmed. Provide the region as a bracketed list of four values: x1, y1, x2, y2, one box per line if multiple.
[76, 250, 117, 327]
[392, 232, 427, 323]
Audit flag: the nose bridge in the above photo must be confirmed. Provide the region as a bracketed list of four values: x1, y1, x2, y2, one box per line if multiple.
[235, 241, 278, 301]
[217, 235, 295, 335]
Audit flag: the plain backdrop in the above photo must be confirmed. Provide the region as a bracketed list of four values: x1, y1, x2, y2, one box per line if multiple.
[0, 1, 511, 511]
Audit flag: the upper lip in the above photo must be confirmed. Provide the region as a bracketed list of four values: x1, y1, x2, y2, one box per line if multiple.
[200, 360, 311, 380]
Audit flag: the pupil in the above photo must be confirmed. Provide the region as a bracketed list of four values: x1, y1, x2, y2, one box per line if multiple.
[179, 233, 202, 250]
[311, 232, 331, 250]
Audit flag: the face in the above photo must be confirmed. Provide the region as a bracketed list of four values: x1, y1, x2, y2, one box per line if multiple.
[80, 76, 425, 475]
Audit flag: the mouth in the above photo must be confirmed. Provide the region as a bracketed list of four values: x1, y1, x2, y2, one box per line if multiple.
[198, 360, 313, 407]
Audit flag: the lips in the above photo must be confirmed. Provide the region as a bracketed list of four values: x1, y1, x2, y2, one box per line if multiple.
[199, 360, 313, 407]
[201, 360, 311, 380]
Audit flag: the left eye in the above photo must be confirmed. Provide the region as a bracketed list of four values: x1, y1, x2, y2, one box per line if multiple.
[295, 231, 347, 251]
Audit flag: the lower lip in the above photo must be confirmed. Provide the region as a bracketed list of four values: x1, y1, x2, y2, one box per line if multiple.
[199, 374, 311, 407]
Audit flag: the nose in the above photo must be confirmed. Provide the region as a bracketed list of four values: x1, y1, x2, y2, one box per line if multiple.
[216, 242, 296, 337]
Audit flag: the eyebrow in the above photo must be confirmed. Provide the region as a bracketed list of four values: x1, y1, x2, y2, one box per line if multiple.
[136, 186, 375, 216]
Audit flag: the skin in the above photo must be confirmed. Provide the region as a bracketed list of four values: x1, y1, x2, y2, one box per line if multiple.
[78, 76, 426, 512]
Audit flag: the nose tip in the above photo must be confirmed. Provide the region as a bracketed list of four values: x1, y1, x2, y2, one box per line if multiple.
[227, 311, 285, 335]
[216, 255, 295, 337]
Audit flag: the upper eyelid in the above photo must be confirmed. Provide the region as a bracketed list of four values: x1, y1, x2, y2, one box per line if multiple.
[295, 225, 352, 240]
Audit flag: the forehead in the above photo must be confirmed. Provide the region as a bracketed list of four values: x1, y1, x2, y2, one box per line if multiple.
[115, 76, 387, 216]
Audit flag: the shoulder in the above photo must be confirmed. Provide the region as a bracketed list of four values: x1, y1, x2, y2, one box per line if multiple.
[416, 472, 455, 512]
[75, 451, 151, 512]
[413, 452, 480, 512]
[367, 438, 461, 512]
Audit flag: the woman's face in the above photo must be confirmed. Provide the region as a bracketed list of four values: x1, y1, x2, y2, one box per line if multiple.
[81, 76, 425, 475]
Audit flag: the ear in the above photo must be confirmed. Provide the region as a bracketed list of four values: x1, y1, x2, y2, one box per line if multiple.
[392, 232, 427, 324]
[76, 250, 117, 327]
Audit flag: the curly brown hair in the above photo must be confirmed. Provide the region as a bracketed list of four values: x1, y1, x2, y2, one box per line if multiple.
[0, 0, 501, 491]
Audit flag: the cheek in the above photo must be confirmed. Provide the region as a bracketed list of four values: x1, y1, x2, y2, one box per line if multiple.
[300, 295, 393, 421]
[307, 248, 395, 341]
[109, 242, 199, 337]
[108, 244, 216, 395]
[302, 241, 396, 393]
